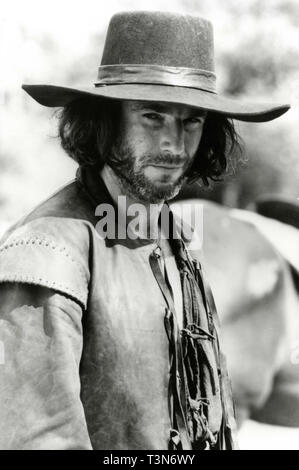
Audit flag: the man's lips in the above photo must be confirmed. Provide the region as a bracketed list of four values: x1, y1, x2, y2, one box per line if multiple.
[148, 164, 185, 170]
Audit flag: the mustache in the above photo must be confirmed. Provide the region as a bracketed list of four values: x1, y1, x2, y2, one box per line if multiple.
[140, 152, 189, 167]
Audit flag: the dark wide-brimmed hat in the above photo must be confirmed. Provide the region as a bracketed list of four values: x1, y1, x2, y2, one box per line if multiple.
[22, 11, 290, 122]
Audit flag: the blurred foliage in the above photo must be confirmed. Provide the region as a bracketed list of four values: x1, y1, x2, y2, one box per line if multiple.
[1, 0, 299, 232]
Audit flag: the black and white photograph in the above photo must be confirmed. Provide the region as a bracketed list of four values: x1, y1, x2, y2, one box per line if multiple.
[0, 0, 299, 452]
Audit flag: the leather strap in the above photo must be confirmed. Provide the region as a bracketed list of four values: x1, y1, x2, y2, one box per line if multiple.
[186, 252, 238, 449]
[149, 250, 191, 450]
[150, 205, 237, 450]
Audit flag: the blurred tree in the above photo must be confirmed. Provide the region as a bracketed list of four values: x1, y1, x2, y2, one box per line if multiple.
[178, 0, 299, 208]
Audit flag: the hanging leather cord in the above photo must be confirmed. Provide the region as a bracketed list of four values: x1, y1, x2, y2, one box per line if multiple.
[149, 203, 237, 450]
[183, 245, 238, 449]
[150, 208, 219, 449]
[149, 250, 191, 450]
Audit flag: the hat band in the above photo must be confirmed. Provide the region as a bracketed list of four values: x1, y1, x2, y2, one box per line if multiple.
[95, 64, 217, 93]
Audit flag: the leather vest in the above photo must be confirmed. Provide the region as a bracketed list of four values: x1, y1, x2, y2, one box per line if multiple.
[0, 166, 237, 450]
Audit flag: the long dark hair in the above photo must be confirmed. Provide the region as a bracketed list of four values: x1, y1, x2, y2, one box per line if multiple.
[58, 96, 242, 186]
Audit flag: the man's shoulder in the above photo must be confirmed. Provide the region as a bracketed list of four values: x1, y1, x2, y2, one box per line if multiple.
[2, 178, 97, 240]
[0, 180, 98, 309]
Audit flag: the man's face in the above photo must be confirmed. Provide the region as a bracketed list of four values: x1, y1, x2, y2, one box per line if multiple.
[109, 100, 206, 203]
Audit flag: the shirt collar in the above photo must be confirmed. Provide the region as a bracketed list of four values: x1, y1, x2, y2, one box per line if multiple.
[76, 165, 194, 249]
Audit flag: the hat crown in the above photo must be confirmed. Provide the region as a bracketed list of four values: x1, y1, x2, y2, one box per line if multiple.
[100, 11, 215, 72]
[22, 10, 290, 122]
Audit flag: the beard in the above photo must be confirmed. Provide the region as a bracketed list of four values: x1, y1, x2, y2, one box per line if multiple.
[107, 138, 193, 203]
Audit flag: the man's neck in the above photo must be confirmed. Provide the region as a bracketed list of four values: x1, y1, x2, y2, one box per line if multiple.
[100, 165, 164, 241]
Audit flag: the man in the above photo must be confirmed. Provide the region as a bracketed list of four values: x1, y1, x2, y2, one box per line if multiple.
[0, 11, 289, 450]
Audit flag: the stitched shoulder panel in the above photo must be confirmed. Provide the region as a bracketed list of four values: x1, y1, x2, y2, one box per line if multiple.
[0, 217, 91, 309]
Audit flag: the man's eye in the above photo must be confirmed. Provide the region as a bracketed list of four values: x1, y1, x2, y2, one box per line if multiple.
[143, 113, 161, 120]
[186, 117, 204, 124]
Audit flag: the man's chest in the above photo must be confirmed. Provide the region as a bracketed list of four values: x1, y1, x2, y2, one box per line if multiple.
[90, 240, 183, 330]
[80, 241, 183, 448]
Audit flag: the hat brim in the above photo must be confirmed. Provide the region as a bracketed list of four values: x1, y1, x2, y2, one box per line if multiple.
[22, 83, 290, 123]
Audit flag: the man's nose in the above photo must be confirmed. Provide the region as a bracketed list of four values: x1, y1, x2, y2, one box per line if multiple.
[160, 120, 185, 155]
